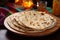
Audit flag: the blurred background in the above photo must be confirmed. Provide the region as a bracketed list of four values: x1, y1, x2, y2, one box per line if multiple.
[0, 0, 60, 40]
[0, 0, 53, 26]
[0, 0, 53, 7]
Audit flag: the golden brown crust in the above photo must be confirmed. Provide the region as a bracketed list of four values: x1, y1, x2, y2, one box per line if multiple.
[4, 11, 60, 37]
[5, 11, 58, 34]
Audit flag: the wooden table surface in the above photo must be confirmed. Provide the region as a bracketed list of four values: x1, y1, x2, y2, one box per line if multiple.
[0, 16, 60, 40]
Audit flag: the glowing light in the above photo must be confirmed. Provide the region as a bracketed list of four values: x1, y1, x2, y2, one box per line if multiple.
[15, 0, 19, 3]
[22, 1, 33, 8]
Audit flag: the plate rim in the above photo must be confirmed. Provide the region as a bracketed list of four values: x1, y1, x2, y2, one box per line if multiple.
[4, 12, 60, 37]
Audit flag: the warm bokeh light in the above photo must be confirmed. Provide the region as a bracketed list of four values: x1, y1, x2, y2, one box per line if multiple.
[15, 0, 23, 5]
[15, 0, 34, 9]
[15, 0, 19, 3]
[53, 0, 60, 16]
[22, 0, 34, 9]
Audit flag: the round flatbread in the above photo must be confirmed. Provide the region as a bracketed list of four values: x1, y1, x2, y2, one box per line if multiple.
[5, 10, 56, 32]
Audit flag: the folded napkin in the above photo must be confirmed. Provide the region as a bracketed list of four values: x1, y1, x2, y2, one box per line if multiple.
[0, 7, 11, 25]
[0, 13, 5, 25]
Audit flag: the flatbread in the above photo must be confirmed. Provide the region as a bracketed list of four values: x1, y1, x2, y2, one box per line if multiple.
[6, 10, 56, 32]
[18, 11, 56, 30]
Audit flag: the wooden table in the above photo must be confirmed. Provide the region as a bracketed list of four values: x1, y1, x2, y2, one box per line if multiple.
[0, 16, 60, 40]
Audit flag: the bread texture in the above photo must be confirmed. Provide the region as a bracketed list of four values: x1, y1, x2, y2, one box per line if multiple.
[6, 10, 56, 33]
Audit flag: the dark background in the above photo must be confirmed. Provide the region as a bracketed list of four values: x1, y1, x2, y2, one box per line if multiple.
[9, 0, 53, 7]
[0, 0, 53, 8]
[33, 0, 53, 8]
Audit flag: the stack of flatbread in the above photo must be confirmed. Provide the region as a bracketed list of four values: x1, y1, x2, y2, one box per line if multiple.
[5, 10, 56, 33]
